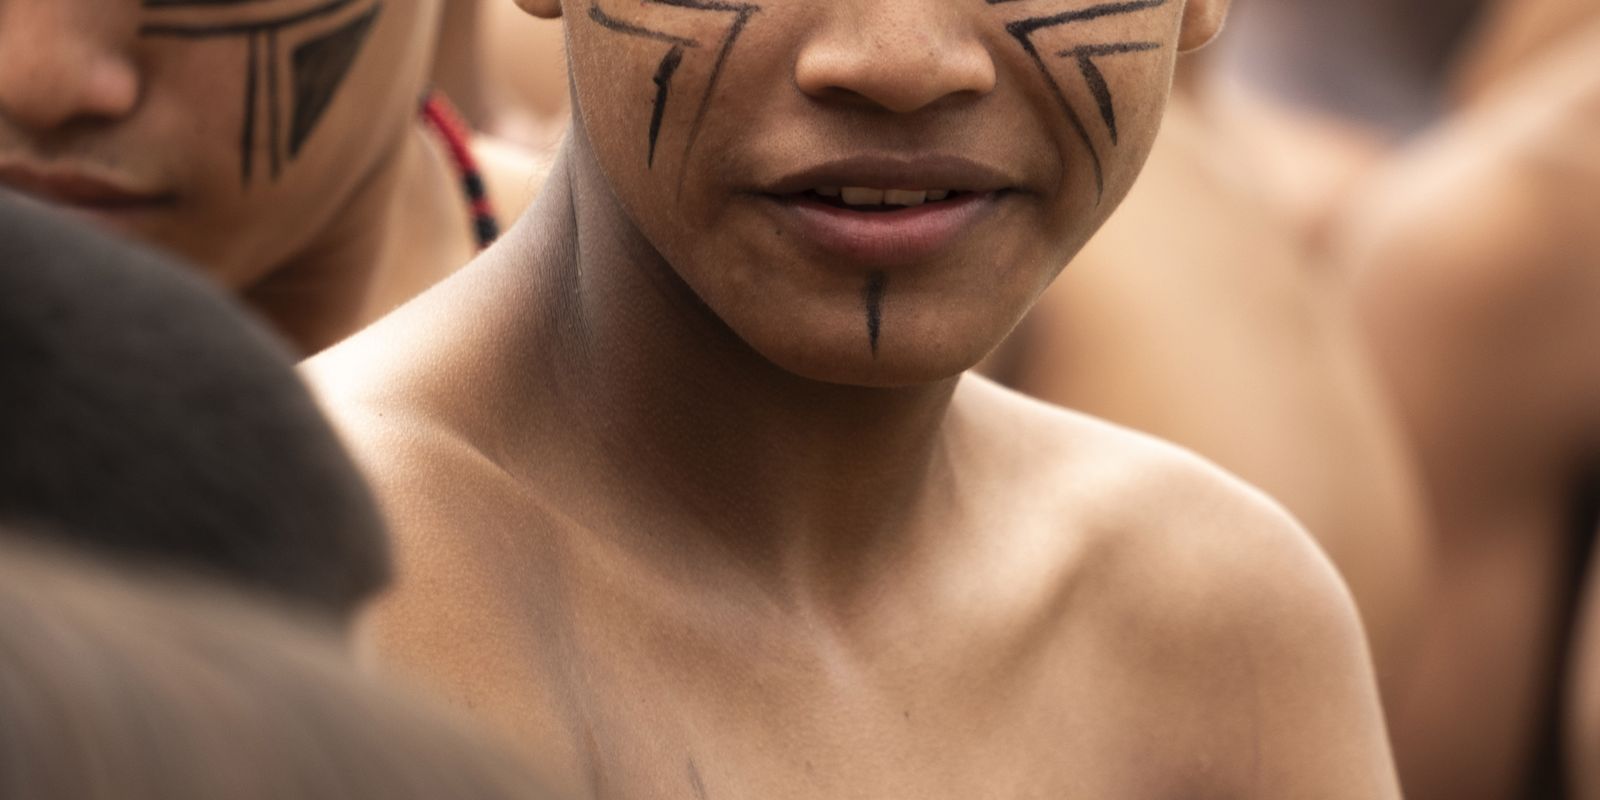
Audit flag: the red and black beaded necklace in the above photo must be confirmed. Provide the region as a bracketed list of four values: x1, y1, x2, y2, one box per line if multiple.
[419, 92, 501, 251]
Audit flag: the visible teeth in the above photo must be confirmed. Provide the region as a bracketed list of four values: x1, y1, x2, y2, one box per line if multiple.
[825, 187, 953, 207]
[884, 189, 928, 206]
[840, 187, 886, 206]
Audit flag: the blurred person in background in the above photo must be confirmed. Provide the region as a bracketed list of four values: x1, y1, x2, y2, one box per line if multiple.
[0, 0, 543, 354]
[982, 26, 1431, 706]
[1328, 0, 1600, 796]
[1211, 0, 1494, 246]
[0, 191, 387, 620]
[433, 0, 569, 151]
[0, 536, 557, 800]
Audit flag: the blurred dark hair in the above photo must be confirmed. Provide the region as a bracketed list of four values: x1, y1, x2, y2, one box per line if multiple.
[0, 538, 552, 800]
[0, 191, 387, 616]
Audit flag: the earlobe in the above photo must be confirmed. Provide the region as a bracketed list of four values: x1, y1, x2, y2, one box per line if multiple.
[1176, 0, 1230, 53]
[513, 0, 563, 20]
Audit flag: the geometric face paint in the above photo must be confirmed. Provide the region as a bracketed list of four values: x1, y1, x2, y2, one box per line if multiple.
[987, 0, 1167, 200]
[586, 0, 762, 173]
[141, 0, 384, 186]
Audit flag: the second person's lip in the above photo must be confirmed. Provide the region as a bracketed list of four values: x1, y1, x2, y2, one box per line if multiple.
[0, 162, 175, 211]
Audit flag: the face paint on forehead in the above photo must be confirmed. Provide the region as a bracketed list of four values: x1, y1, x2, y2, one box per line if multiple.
[987, 0, 1168, 201]
[587, 0, 762, 175]
[140, 0, 385, 186]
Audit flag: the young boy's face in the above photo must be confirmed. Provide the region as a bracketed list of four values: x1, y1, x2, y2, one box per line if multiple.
[0, 0, 441, 290]
[556, 0, 1225, 386]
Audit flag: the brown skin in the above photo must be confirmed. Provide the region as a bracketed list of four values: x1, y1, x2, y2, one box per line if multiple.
[1338, 16, 1600, 799]
[0, 0, 542, 354]
[310, 1, 1398, 797]
[1448, 0, 1600, 105]
[986, 58, 1431, 699]
[1208, 85, 1390, 252]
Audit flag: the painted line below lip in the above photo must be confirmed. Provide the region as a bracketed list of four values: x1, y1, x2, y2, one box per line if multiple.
[765, 191, 1002, 267]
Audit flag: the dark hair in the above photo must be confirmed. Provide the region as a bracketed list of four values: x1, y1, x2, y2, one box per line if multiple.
[0, 192, 387, 616]
[0, 538, 553, 800]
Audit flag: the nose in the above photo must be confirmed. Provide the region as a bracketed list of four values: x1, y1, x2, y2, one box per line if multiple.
[794, 1, 997, 114]
[0, 2, 140, 133]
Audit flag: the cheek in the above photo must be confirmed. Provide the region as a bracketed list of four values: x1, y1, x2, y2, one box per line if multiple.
[1084, 47, 1175, 203]
[138, 0, 407, 193]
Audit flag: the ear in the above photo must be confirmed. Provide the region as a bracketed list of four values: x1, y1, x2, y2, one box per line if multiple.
[513, 0, 563, 20]
[1177, 0, 1230, 52]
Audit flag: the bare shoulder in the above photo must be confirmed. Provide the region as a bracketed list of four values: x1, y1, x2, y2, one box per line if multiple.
[306, 339, 553, 692]
[1340, 27, 1600, 451]
[958, 375, 1360, 637]
[957, 376, 1399, 796]
[301, 269, 533, 629]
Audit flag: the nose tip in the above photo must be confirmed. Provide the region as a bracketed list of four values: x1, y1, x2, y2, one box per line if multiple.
[0, 33, 140, 133]
[795, 17, 997, 114]
[0, 56, 140, 133]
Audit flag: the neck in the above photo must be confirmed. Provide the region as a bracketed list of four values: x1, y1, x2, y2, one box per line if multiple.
[245, 123, 476, 355]
[485, 133, 967, 589]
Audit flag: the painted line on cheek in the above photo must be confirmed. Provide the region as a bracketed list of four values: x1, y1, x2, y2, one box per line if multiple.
[1060, 41, 1160, 145]
[242, 32, 259, 184]
[140, 0, 384, 186]
[644, 0, 762, 189]
[986, 0, 1169, 202]
[586, 3, 701, 168]
[649, 47, 687, 167]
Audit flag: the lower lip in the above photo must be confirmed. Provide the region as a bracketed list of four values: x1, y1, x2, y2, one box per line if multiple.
[765, 192, 1003, 266]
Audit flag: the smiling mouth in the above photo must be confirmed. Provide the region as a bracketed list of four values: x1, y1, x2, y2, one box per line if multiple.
[797, 187, 975, 211]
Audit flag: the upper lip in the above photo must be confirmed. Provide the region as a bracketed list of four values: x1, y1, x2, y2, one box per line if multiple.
[0, 161, 172, 209]
[760, 154, 1022, 196]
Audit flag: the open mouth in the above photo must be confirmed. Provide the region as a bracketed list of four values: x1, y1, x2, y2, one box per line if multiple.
[795, 187, 976, 212]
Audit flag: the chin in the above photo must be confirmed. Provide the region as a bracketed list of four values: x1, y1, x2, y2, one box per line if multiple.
[751, 330, 990, 390]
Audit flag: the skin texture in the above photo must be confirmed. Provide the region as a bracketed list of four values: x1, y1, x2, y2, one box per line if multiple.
[1448, 0, 1600, 105]
[0, 0, 543, 353]
[985, 59, 1431, 704]
[0, 192, 386, 619]
[309, 1, 1399, 797]
[1336, 15, 1600, 799]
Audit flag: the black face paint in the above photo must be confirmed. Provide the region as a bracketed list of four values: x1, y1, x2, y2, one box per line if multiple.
[587, 0, 762, 171]
[987, 0, 1167, 200]
[865, 271, 887, 357]
[140, 0, 384, 185]
[686, 758, 710, 800]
